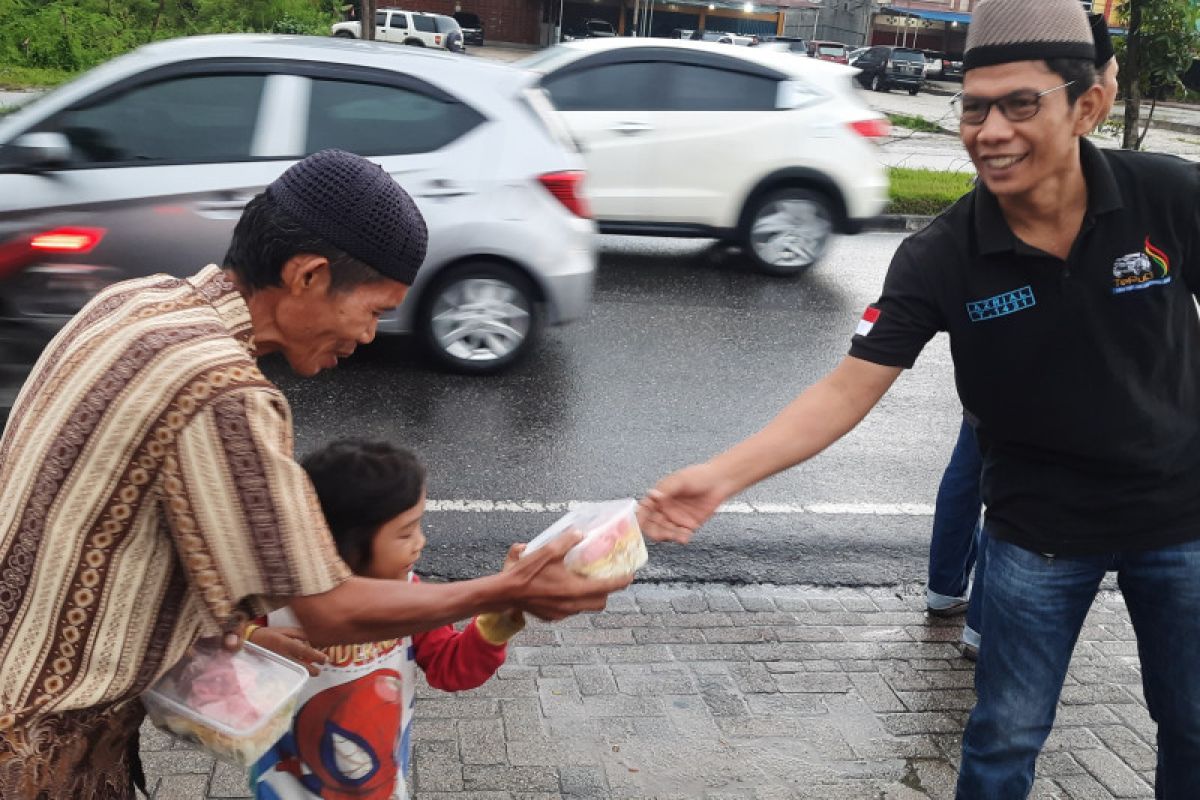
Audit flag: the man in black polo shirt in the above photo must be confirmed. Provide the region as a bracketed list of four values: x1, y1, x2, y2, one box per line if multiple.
[639, 0, 1200, 796]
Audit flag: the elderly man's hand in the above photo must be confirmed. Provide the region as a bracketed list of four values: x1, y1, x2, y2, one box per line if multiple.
[505, 532, 632, 621]
[638, 462, 732, 543]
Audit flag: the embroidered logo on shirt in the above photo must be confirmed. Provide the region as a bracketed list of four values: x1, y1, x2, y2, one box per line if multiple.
[855, 306, 880, 336]
[1112, 237, 1171, 295]
[966, 286, 1036, 322]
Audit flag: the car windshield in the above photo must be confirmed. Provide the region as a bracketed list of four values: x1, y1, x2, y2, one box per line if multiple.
[892, 49, 925, 63]
[516, 45, 580, 73]
[586, 21, 612, 33]
[818, 45, 845, 56]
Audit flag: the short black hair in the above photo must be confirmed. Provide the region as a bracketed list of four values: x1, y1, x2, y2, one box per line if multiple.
[223, 192, 386, 294]
[302, 439, 427, 574]
[1045, 57, 1098, 104]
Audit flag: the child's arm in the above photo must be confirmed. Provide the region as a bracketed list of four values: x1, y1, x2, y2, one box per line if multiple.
[411, 578, 524, 691]
[243, 619, 329, 677]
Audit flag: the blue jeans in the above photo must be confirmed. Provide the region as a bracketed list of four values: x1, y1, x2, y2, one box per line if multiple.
[957, 537, 1200, 799]
[928, 418, 982, 601]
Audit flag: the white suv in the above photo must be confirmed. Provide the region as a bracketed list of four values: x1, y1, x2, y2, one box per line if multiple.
[0, 35, 594, 396]
[522, 39, 890, 276]
[333, 9, 461, 51]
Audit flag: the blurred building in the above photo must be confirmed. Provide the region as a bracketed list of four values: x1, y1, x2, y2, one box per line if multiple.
[419, 0, 811, 46]
[782, 0, 1121, 52]
[420, 0, 1130, 50]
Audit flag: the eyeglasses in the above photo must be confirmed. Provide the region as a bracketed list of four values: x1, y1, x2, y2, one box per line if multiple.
[950, 81, 1075, 126]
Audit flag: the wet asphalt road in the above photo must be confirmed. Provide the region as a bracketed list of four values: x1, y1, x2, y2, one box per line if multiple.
[265, 232, 962, 587]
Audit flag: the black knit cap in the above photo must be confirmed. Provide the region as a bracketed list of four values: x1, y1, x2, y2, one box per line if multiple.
[267, 149, 428, 285]
[1089, 13, 1115, 68]
[965, 0, 1095, 72]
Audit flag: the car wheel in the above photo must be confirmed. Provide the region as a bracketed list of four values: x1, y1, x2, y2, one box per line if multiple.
[417, 262, 541, 374]
[333, 30, 355, 37]
[909, 87, 919, 96]
[870, 73, 886, 92]
[742, 188, 834, 277]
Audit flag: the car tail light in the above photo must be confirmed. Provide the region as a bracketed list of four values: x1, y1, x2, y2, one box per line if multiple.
[0, 227, 105, 282]
[30, 227, 105, 254]
[538, 171, 591, 219]
[848, 119, 891, 139]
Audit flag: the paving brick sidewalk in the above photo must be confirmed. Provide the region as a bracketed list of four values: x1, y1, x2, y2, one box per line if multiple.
[141, 584, 1155, 800]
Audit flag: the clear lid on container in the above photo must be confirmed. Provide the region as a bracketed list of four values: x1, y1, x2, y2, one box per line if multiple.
[523, 498, 648, 578]
[143, 638, 308, 737]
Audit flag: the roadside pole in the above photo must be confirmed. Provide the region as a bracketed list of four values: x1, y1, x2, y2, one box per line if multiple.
[361, 0, 376, 40]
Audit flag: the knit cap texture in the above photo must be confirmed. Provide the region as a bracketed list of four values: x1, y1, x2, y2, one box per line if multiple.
[965, 0, 1096, 71]
[267, 149, 428, 285]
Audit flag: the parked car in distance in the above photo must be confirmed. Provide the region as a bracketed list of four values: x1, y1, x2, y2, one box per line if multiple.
[453, 11, 484, 45]
[756, 35, 808, 55]
[941, 52, 964, 81]
[807, 40, 849, 64]
[852, 45, 925, 95]
[847, 46, 868, 65]
[433, 14, 465, 53]
[690, 30, 733, 42]
[720, 32, 755, 46]
[0, 34, 596, 402]
[920, 49, 946, 79]
[519, 38, 890, 277]
[562, 19, 616, 40]
[332, 8, 462, 51]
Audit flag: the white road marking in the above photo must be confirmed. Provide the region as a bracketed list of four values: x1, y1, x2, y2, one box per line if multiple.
[426, 500, 935, 516]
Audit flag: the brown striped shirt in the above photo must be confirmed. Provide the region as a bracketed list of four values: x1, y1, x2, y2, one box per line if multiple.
[0, 265, 349, 731]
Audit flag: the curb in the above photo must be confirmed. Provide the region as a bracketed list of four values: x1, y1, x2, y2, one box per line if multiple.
[1112, 117, 1200, 137]
[863, 214, 934, 233]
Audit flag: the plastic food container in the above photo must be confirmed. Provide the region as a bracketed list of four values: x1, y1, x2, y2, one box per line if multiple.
[523, 498, 648, 578]
[142, 638, 308, 767]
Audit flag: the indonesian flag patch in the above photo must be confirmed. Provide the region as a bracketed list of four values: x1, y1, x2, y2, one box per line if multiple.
[856, 306, 881, 336]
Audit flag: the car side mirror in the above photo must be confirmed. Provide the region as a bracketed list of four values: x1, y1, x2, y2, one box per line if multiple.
[10, 132, 71, 168]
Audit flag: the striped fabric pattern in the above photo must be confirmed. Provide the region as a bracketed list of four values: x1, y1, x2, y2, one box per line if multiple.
[0, 266, 349, 794]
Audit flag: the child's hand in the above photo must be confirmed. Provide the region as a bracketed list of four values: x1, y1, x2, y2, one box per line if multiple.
[246, 625, 329, 676]
[501, 543, 525, 572]
[476, 609, 526, 645]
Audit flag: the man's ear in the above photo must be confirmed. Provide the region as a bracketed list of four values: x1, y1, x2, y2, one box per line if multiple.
[1073, 83, 1107, 136]
[280, 254, 332, 296]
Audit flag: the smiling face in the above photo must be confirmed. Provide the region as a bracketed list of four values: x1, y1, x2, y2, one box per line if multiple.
[960, 61, 1100, 199]
[272, 256, 409, 377]
[364, 489, 427, 580]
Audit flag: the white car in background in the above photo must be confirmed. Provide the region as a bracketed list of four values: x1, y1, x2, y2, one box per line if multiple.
[520, 39, 889, 276]
[0, 35, 594, 398]
[332, 8, 463, 51]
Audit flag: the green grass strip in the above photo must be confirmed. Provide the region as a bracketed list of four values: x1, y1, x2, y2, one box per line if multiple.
[886, 167, 975, 216]
[886, 113, 950, 134]
[0, 65, 75, 90]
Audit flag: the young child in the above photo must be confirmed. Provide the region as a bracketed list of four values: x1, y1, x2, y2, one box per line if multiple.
[248, 439, 524, 800]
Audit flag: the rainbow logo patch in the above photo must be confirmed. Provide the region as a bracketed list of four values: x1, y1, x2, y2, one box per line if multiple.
[1112, 237, 1172, 295]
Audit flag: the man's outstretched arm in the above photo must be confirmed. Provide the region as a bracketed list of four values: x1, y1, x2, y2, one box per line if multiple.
[640, 356, 903, 543]
[290, 532, 631, 647]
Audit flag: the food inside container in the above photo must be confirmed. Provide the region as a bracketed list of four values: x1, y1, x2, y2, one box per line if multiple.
[522, 498, 648, 578]
[142, 638, 308, 767]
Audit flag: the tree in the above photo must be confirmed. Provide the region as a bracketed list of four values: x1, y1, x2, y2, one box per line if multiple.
[1116, 0, 1200, 150]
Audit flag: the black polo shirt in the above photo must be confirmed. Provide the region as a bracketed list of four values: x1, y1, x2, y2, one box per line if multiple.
[850, 139, 1200, 555]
